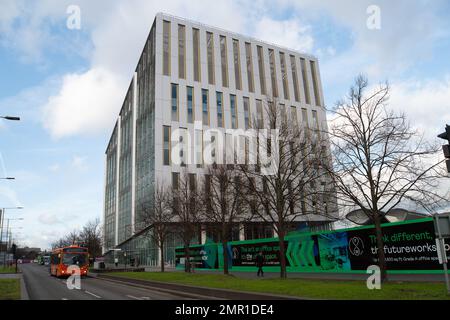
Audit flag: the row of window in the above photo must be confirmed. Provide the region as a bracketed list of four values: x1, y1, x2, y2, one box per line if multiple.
[162, 20, 322, 106]
[169, 84, 320, 130]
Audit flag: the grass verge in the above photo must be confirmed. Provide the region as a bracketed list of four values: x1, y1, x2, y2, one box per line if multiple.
[0, 266, 16, 274]
[109, 272, 450, 300]
[0, 279, 20, 300]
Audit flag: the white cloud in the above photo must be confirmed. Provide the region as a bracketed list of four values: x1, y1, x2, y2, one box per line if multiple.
[253, 17, 314, 53]
[42, 67, 126, 138]
[389, 76, 450, 141]
[71, 155, 89, 171]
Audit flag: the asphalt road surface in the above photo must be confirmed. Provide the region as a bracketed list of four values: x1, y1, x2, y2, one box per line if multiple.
[20, 263, 192, 300]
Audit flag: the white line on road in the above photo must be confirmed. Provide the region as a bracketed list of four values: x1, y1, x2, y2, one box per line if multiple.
[126, 295, 143, 300]
[85, 291, 102, 299]
[61, 298, 68, 300]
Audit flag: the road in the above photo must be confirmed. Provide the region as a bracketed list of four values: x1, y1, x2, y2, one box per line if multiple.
[20, 263, 192, 300]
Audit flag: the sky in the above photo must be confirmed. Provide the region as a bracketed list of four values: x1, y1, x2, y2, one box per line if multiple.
[0, 0, 449, 250]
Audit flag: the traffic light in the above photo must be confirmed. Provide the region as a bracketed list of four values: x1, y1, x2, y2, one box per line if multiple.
[437, 124, 450, 173]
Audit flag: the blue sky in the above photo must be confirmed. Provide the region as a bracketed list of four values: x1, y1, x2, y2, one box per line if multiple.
[1, 0, 449, 250]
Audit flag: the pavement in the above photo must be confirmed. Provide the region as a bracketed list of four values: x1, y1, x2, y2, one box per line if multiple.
[94, 265, 449, 282]
[19, 263, 203, 300]
[189, 269, 449, 282]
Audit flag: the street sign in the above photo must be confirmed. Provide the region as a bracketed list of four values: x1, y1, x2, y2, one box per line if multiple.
[433, 213, 450, 238]
[436, 239, 448, 264]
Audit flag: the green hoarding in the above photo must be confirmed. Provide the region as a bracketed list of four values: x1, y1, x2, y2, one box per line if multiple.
[176, 218, 450, 274]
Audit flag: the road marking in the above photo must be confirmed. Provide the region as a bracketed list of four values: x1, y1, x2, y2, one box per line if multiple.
[61, 298, 68, 300]
[85, 291, 102, 299]
[126, 295, 143, 300]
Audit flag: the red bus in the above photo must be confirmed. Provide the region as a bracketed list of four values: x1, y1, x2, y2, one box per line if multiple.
[50, 245, 89, 277]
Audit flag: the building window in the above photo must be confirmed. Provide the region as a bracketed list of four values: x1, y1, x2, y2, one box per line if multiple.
[245, 42, 254, 93]
[220, 36, 228, 87]
[291, 106, 298, 124]
[230, 94, 237, 129]
[178, 24, 186, 79]
[171, 83, 178, 121]
[256, 99, 263, 129]
[280, 52, 289, 100]
[196, 129, 203, 168]
[300, 58, 311, 105]
[268, 49, 278, 98]
[206, 32, 215, 85]
[290, 55, 300, 102]
[243, 97, 250, 129]
[187, 86, 194, 123]
[216, 91, 224, 127]
[163, 20, 171, 76]
[172, 172, 179, 190]
[193, 28, 201, 82]
[312, 110, 319, 130]
[163, 125, 171, 165]
[310, 60, 321, 106]
[179, 128, 187, 166]
[202, 89, 209, 125]
[302, 108, 309, 128]
[232, 39, 242, 90]
[257, 45, 266, 95]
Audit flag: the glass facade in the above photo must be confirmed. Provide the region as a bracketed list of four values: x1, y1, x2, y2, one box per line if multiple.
[163, 20, 171, 76]
[310, 60, 321, 106]
[171, 83, 178, 121]
[290, 55, 300, 102]
[193, 28, 201, 82]
[104, 124, 118, 250]
[256, 99, 263, 129]
[257, 45, 266, 95]
[300, 58, 311, 105]
[230, 94, 237, 129]
[187, 86, 194, 123]
[243, 97, 250, 129]
[202, 89, 209, 125]
[135, 26, 156, 232]
[118, 86, 134, 244]
[178, 24, 186, 79]
[232, 39, 242, 90]
[206, 32, 215, 85]
[280, 52, 289, 100]
[163, 126, 170, 166]
[216, 91, 223, 127]
[268, 49, 278, 98]
[245, 42, 254, 93]
[220, 36, 228, 87]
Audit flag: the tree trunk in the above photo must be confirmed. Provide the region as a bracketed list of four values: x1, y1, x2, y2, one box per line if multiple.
[160, 241, 165, 273]
[222, 224, 229, 275]
[278, 231, 287, 279]
[373, 212, 388, 282]
[184, 241, 191, 273]
[222, 239, 229, 275]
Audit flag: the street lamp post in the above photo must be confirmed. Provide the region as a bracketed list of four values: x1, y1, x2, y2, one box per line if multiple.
[0, 116, 20, 121]
[0, 207, 23, 266]
[3, 218, 23, 266]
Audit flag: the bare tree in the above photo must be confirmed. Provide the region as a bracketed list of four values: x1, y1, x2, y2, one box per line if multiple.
[237, 96, 333, 279]
[139, 182, 173, 272]
[171, 170, 201, 273]
[79, 218, 102, 261]
[200, 164, 245, 275]
[325, 75, 446, 282]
